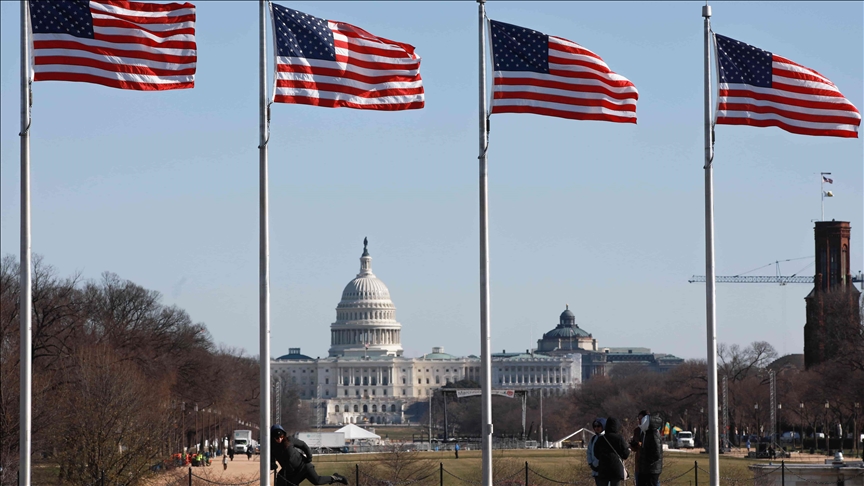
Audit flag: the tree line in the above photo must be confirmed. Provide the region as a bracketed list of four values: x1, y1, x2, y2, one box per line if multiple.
[0, 256, 268, 485]
[429, 336, 863, 449]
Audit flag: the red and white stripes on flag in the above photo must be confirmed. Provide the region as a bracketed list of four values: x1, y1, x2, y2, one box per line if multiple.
[270, 3, 424, 110]
[29, 0, 197, 91]
[489, 20, 638, 123]
[714, 34, 860, 138]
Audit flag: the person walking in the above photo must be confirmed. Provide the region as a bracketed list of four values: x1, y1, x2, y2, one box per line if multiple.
[270, 425, 349, 486]
[222, 452, 228, 471]
[630, 411, 663, 486]
[593, 417, 631, 486]
[454, 443, 460, 459]
[587, 418, 607, 486]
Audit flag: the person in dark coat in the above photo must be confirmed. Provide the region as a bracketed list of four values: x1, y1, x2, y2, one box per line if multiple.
[593, 417, 631, 486]
[630, 412, 663, 486]
[270, 425, 349, 486]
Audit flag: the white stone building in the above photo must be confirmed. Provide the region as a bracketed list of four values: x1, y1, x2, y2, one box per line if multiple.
[271, 243, 582, 426]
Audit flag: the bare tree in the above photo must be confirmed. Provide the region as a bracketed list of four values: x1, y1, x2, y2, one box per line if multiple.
[54, 344, 173, 485]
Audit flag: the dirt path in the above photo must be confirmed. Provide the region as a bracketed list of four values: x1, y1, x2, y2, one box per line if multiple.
[149, 455, 268, 485]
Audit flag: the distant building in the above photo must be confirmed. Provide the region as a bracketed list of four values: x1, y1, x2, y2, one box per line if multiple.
[272, 244, 581, 426]
[535, 306, 683, 379]
[804, 221, 861, 369]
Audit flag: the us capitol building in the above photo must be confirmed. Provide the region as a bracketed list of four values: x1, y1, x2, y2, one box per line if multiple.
[271, 241, 682, 426]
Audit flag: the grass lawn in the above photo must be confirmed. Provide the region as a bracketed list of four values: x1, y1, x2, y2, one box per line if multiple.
[315, 449, 768, 486]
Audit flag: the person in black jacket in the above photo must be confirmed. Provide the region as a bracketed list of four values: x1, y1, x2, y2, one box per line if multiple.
[270, 425, 349, 486]
[592, 417, 631, 486]
[629, 412, 663, 486]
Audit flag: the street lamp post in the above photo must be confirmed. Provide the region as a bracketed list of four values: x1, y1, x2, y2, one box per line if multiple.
[755, 403, 760, 445]
[799, 403, 804, 452]
[824, 401, 830, 454]
[854, 402, 860, 459]
[777, 404, 782, 450]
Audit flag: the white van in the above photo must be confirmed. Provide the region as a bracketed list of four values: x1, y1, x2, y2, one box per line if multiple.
[676, 431, 695, 449]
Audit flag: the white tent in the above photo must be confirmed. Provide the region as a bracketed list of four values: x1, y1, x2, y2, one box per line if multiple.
[551, 427, 593, 449]
[336, 424, 381, 441]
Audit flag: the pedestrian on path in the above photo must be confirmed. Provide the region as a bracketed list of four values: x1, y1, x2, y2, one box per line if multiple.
[223, 452, 228, 471]
[455, 443, 460, 459]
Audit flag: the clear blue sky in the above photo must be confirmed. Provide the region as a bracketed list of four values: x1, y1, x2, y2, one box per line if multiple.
[1, 1, 861, 361]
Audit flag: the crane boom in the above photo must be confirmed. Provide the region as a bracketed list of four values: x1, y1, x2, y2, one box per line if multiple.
[688, 273, 863, 284]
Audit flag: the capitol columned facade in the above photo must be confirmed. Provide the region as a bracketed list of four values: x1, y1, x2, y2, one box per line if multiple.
[271, 242, 583, 426]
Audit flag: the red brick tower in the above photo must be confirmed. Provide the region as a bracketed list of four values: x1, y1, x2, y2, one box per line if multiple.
[803, 221, 861, 369]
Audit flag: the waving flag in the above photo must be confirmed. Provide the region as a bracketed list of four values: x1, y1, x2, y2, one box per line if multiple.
[715, 34, 860, 138]
[29, 0, 197, 91]
[822, 175, 833, 184]
[489, 20, 638, 123]
[270, 3, 424, 111]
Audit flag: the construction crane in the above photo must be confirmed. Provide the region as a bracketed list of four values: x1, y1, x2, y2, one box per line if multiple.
[688, 256, 864, 286]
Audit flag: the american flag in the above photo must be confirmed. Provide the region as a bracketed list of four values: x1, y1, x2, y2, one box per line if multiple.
[822, 175, 833, 184]
[715, 34, 860, 138]
[489, 20, 638, 123]
[29, 0, 196, 91]
[270, 3, 424, 111]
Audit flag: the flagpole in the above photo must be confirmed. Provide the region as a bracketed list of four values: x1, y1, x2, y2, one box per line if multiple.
[259, 1, 271, 484]
[820, 172, 832, 221]
[702, 4, 720, 486]
[19, 1, 33, 484]
[477, 2, 492, 486]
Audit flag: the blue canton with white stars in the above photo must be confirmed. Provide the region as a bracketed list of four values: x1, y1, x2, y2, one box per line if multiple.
[490, 20, 549, 73]
[715, 34, 773, 88]
[271, 4, 336, 61]
[30, 0, 94, 38]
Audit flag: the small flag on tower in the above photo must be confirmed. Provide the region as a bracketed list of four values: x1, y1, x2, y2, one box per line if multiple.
[489, 19, 638, 123]
[29, 0, 197, 91]
[270, 3, 424, 110]
[822, 175, 833, 184]
[715, 34, 860, 138]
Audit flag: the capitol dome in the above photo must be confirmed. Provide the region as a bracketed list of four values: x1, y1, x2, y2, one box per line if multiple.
[328, 240, 403, 358]
[536, 304, 598, 353]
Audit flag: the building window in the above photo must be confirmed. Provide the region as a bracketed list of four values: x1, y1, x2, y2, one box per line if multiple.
[383, 390, 387, 396]
[426, 378, 429, 384]
[391, 404, 397, 412]
[325, 378, 329, 384]
[335, 405, 340, 412]
[344, 390, 348, 396]
[418, 378, 422, 384]
[402, 389, 406, 396]
[402, 378, 406, 384]
[363, 405, 368, 413]
[325, 390, 329, 396]
[355, 390, 359, 396]
[372, 390, 376, 396]
[435, 376, 440, 384]
[372, 405, 377, 412]
[354, 405, 358, 412]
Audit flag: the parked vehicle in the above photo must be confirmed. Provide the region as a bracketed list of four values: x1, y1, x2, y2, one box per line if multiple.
[780, 431, 800, 442]
[296, 432, 347, 453]
[234, 430, 253, 453]
[677, 431, 695, 449]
